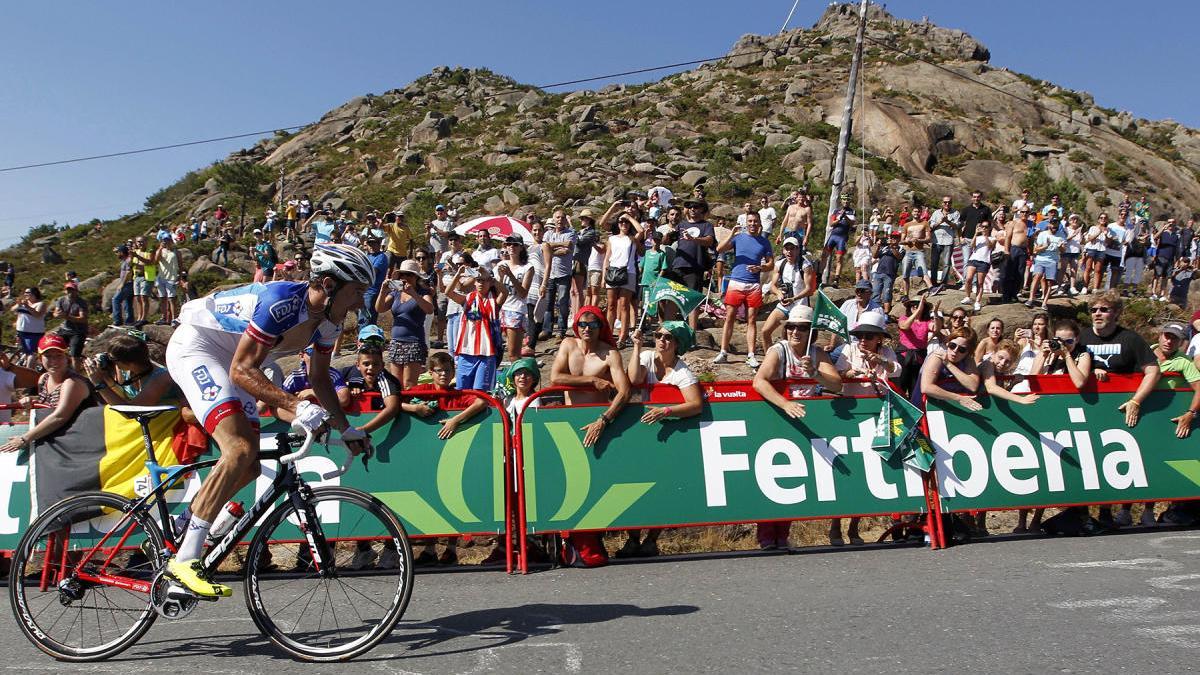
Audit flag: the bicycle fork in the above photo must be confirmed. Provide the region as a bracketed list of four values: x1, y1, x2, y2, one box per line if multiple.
[289, 482, 334, 577]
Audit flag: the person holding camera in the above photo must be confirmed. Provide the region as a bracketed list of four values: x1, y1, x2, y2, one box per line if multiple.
[84, 333, 182, 407]
[376, 259, 434, 388]
[13, 287, 47, 362]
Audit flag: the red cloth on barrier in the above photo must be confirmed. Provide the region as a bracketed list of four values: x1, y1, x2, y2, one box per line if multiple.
[561, 532, 609, 568]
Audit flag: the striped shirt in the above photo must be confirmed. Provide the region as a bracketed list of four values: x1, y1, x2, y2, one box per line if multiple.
[454, 292, 499, 357]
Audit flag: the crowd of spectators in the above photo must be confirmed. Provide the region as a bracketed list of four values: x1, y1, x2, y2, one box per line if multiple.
[0, 180, 1197, 565]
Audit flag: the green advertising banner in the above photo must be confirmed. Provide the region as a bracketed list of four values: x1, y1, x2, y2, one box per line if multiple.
[929, 390, 1200, 511]
[0, 403, 508, 551]
[518, 396, 929, 534]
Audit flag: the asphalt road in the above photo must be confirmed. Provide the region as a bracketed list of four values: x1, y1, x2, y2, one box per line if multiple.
[3, 530, 1200, 673]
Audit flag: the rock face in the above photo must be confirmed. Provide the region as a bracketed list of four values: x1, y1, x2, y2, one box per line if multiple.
[25, 1, 1200, 276]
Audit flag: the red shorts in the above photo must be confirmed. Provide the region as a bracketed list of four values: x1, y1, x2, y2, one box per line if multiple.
[723, 281, 763, 309]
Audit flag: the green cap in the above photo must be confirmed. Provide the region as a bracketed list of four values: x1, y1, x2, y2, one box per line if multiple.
[660, 321, 695, 354]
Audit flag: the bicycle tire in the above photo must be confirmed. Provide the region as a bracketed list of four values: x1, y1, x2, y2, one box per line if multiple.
[9, 491, 163, 662]
[243, 486, 413, 661]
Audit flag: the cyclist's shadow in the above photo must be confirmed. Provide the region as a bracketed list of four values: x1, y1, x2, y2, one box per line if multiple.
[377, 602, 700, 659]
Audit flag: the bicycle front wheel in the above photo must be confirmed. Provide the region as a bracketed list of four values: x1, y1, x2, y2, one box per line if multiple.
[9, 491, 163, 661]
[243, 486, 413, 661]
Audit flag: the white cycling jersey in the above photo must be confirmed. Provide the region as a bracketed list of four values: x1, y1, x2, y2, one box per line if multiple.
[168, 281, 340, 432]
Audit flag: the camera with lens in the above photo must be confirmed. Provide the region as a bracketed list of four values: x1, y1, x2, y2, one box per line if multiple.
[96, 353, 112, 370]
[1047, 338, 1063, 351]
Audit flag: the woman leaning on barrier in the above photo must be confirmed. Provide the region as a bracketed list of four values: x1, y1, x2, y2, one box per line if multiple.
[0, 334, 96, 453]
[913, 326, 981, 410]
[752, 304, 843, 550]
[616, 321, 704, 559]
[832, 310, 900, 546]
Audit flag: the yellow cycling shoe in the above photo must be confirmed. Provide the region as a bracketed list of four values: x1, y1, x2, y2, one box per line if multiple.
[166, 558, 232, 598]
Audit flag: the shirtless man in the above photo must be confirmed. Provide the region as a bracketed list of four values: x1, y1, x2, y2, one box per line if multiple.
[777, 190, 813, 249]
[900, 217, 932, 296]
[550, 305, 631, 447]
[1002, 206, 1031, 303]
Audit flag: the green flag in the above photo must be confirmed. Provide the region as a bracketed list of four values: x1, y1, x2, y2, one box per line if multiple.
[872, 386, 924, 459]
[812, 290, 849, 340]
[645, 276, 704, 317]
[899, 433, 936, 472]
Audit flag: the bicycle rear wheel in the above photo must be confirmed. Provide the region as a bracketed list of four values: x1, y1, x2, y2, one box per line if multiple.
[9, 491, 163, 661]
[244, 486, 413, 661]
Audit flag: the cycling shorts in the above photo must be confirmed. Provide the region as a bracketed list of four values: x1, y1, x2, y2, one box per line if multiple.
[166, 324, 280, 434]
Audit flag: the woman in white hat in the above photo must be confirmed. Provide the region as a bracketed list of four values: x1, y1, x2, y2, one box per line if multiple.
[751, 304, 843, 550]
[831, 310, 901, 545]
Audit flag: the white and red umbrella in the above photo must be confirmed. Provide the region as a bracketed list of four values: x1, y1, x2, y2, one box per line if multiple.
[453, 215, 535, 244]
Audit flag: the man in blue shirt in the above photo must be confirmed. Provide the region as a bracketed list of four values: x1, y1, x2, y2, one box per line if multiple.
[713, 212, 774, 368]
[359, 233, 390, 328]
[283, 347, 352, 410]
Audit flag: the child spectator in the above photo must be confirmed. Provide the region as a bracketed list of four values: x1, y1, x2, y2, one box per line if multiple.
[403, 352, 489, 565]
[340, 336, 405, 434]
[282, 347, 352, 410]
[444, 264, 501, 392]
[851, 228, 873, 283]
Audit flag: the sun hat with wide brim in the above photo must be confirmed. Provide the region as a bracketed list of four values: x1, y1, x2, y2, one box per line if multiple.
[851, 311, 889, 336]
[784, 304, 814, 325]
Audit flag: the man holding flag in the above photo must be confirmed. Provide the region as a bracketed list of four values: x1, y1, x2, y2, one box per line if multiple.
[640, 275, 704, 330]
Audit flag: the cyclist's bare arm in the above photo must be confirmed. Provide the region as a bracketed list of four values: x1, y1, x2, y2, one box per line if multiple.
[230, 334, 301, 417]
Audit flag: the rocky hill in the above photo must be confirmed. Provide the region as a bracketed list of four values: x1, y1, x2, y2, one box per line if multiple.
[6, 3, 1199, 317]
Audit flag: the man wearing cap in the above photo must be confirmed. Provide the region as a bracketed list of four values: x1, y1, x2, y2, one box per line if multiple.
[428, 205, 453, 256]
[670, 199, 716, 329]
[836, 279, 883, 346]
[252, 229, 277, 284]
[359, 233, 390, 329]
[572, 208, 599, 315]
[540, 208, 577, 340]
[52, 281, 89, 370]
[818, 193, 856, 286]
[872, 231, 903, 312]
[714, 211, 774, 367]
[111, 245, 134, 327]
[1154, 322, 1200, 439]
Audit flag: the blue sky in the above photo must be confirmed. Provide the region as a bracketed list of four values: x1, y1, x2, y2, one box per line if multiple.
[1, 1, 1196, 245]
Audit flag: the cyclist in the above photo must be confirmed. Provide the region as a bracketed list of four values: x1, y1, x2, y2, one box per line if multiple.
[163, 243, 375, 597]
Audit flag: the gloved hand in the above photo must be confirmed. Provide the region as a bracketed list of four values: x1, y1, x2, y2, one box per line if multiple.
[340, 426, 374, 468]
[293, 400, 330, 434]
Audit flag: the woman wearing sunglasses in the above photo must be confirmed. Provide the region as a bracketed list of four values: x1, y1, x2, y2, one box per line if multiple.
[912, 326, 981, 410]
[618, 321, 704, 558]
[752, 304, 843, 550]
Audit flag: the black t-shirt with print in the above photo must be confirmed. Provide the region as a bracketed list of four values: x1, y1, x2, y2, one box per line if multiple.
[1080, 325, 1156, 374]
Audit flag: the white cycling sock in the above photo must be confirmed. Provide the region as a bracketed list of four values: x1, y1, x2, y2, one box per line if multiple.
[176, 515, 212, 562]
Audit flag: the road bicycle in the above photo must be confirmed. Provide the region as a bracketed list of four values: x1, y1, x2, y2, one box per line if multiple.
[8, 404, 414, 662]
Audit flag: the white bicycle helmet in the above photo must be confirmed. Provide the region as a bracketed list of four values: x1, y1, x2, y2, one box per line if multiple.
[309, 243, 376, 286]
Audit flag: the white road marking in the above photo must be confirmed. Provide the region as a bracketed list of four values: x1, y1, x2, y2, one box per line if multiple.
[1134, 625, 1200, 649]
[1149, 534, 1200, 554]
[1048, 558, 1182, 571]
[1147, 574, 1200, 591]
[1049, 596, 1200, 623]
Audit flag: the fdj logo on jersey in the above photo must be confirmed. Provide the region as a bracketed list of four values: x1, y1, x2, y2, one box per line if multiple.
[192, 365, 222, 402]
[268, 296, 303, 324]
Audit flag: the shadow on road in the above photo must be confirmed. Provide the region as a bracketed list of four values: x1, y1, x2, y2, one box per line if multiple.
[371, 602, 700, 660]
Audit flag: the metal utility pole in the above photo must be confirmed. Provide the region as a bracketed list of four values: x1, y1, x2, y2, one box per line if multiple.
[826, 0, 869, 226]
[278, 168, 285, 211]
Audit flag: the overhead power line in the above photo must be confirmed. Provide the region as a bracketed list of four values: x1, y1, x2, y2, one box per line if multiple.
[0, 46, 780, 175]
